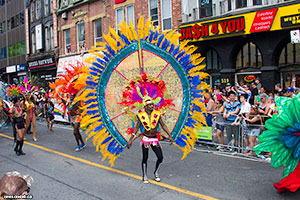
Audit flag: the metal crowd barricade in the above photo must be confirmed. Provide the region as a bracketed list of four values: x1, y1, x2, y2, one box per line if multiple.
[197, 114, 269, 156]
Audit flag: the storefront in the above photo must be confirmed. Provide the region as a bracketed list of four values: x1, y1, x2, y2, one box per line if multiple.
[179, 2, 300, 90]
[4, 64, 27, 84]
[27, 55, 57, 89]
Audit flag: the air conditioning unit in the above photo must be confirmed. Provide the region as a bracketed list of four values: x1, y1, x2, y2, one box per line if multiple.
[62, 12, 68, 19]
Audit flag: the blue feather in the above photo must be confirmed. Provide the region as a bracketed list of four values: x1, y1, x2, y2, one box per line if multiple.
[161, 39, 170, 50]
[85, 86, 95, 90]
[115, 146, 124, 156]
[286, 127, 298, 133]
[90, 71, 98, 76]
[148, 30, 154, 42]
[96, 57, 106, 66]
[153, 31, 159, 41]
[90, 66, 102, 73]
[86, 81, 98, 86]
[87, 110, 98, 115]
[84, 99, 96, 104]
[175, 136, 186, 147]
[87, 103, 98, 109]
[91, 114, 101, 119]
[86, 93, 96, 98]
[292, 142, 300, 159]
[92, 62, 104, 70]
[94, 124, 105, 132]
[116, 41, 121, 46]
[121, 34, 130, 45]
[172, 46, 180, 56]
[179, 54, 191, 66]
[286, 136, 300, 148]
[176, 51, 186, 59]
[107, 140, 117, 153]
[157, 34, 164, 47]
[293, 122, 300, 131]
[181, 134, 188, 141]
[101, 136, 112, 145]
[168, 44, 175, 53]
[105, 44, 115, 56]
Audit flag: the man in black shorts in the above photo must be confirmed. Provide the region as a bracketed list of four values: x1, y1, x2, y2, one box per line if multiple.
[43, 98, 54, 132]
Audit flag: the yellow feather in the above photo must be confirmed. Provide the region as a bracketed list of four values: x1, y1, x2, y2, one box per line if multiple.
[129, 20, 138, 40]
[137, 16, 145, 39]
[109, 26, 125, 48]
[103, 34, 118, 53]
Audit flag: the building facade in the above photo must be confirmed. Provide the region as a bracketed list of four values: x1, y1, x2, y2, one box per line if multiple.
[56, 0, 182, 75]
[0, 0, 26, 84]
[180, 0, 300, 91]
[26, 0, 58, 88]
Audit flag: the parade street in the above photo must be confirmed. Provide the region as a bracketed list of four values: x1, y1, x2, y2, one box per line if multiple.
[0, 122, 299, 200]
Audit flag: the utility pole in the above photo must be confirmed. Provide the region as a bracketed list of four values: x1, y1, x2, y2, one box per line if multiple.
[4, 0, 9, 83]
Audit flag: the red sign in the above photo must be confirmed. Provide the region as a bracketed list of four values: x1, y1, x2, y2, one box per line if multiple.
[180, 17, 245, 40]
[115, 0, 126, 3]
[250, 8, 278, 33]
[244, 75, 256, 83]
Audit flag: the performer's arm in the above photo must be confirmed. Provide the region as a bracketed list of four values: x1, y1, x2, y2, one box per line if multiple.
[159, 117, 173, 145]
[127, 120, 141, 149]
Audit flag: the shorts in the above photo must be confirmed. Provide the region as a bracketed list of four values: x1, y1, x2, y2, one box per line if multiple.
[216, 124, 224, 131]
[248, 129, 260, 137]
[14, 117, 25, 130]
[70, 115, 81, 124]
[46, 113, 54, 121]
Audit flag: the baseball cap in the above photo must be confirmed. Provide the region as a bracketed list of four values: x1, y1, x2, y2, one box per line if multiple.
[287, 87, 294, 93]
[226, 83, 231, 86]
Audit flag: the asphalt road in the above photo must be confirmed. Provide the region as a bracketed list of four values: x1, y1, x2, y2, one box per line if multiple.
[0, 122, 299, 200]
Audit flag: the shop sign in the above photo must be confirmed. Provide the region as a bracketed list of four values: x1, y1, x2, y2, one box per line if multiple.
[281, 14, 300, 28]
[250, 8, 277, 33]
[179, 17, 245, 40]
[28, 56, 55, 69]
[244, 75, 256, 82]
[221, 78, 229, 84]
[16, 64, 26, 72]
[290, 30, 300, 44]
[6, 65, 16, 73]
[180, 3, 300, 42]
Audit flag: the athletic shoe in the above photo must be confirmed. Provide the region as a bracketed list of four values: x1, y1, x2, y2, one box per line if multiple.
[80, 144, 86, 149]
[75, 146, 81, 152]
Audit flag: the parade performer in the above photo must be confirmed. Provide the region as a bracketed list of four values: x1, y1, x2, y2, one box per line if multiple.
[49, 64, 86, 152]
[76, 16, 209, 182]
[254, 93, 300, 193]
[6, 85, 22, 142]
[11, 97, 26, 155]
[43, 97, 54, 132]
[20, 77, 38, 142]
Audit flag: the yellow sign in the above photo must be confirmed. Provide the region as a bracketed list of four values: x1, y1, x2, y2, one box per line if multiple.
[179, 3, 300, 41]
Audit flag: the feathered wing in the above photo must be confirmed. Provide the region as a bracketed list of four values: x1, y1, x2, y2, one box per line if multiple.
[78, 17, 208, 166]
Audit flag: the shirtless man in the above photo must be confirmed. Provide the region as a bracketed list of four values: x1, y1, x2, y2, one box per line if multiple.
[127, 97, 173, 183]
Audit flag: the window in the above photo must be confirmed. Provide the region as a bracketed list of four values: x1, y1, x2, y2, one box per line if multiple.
[31, 32, 36, 54]
[236, 0, 247, 9]
[0, 0, 5, 6]
[0, 48, 6, 59]
[20, 12, 24, 25]
[45, 27, 50, 50]
[149, 0, 158, 27]
[126, 4, 134, 26]
[161, 0, 172, 30]
[199, 0, 212, 18]
[236, 42, 262, 68]
[36, 0, 41, 19]
[77, 21, 85, 50]
[116, 8, 124, 34]
[203, 49, 222, 70]
[50, 0, 53, 13]
[31, 2, 35, 22]
[253, 0, 262, 5]
[279, 43, 300, 66]
[94, 19, 102, 44]
[50, 25, 54, 49]
[64, 29, 71, 53]
[228, 0, 231, 11]
[44, 0, 49, 16]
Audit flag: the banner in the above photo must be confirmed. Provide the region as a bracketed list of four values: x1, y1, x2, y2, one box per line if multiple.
[115, 0, 126, 3]
[196, 127, 212, 142]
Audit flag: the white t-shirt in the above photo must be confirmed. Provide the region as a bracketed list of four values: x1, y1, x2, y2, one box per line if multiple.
[240, 102, 251, 114]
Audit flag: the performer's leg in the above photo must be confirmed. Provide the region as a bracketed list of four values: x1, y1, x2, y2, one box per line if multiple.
[18, 128, 26, 155]
[14, 128, 21, 155]
[32, 115, 37, 141]
[76, 123, 85, 146]
[25, 117, 30, 139]
[142, 145, 149, 183]
[151, 145, 163, 182]
[46, 117, 50, 131]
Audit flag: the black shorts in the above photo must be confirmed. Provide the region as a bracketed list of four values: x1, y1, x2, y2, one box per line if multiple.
[46, 113, 54, 121]
[14, 117, 25, 129]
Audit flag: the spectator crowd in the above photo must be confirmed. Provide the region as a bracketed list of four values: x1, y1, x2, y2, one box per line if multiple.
[204, 78, 299, 157]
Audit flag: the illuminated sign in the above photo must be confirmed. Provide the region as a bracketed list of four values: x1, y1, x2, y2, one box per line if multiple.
[180, 17, 245, 40]
[281, 14, 300, 27]
[180, 3, 300, 42]
[244, 75, 256, 82]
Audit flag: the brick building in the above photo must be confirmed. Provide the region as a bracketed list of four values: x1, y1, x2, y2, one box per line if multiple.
[56, 0, 182, 75]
